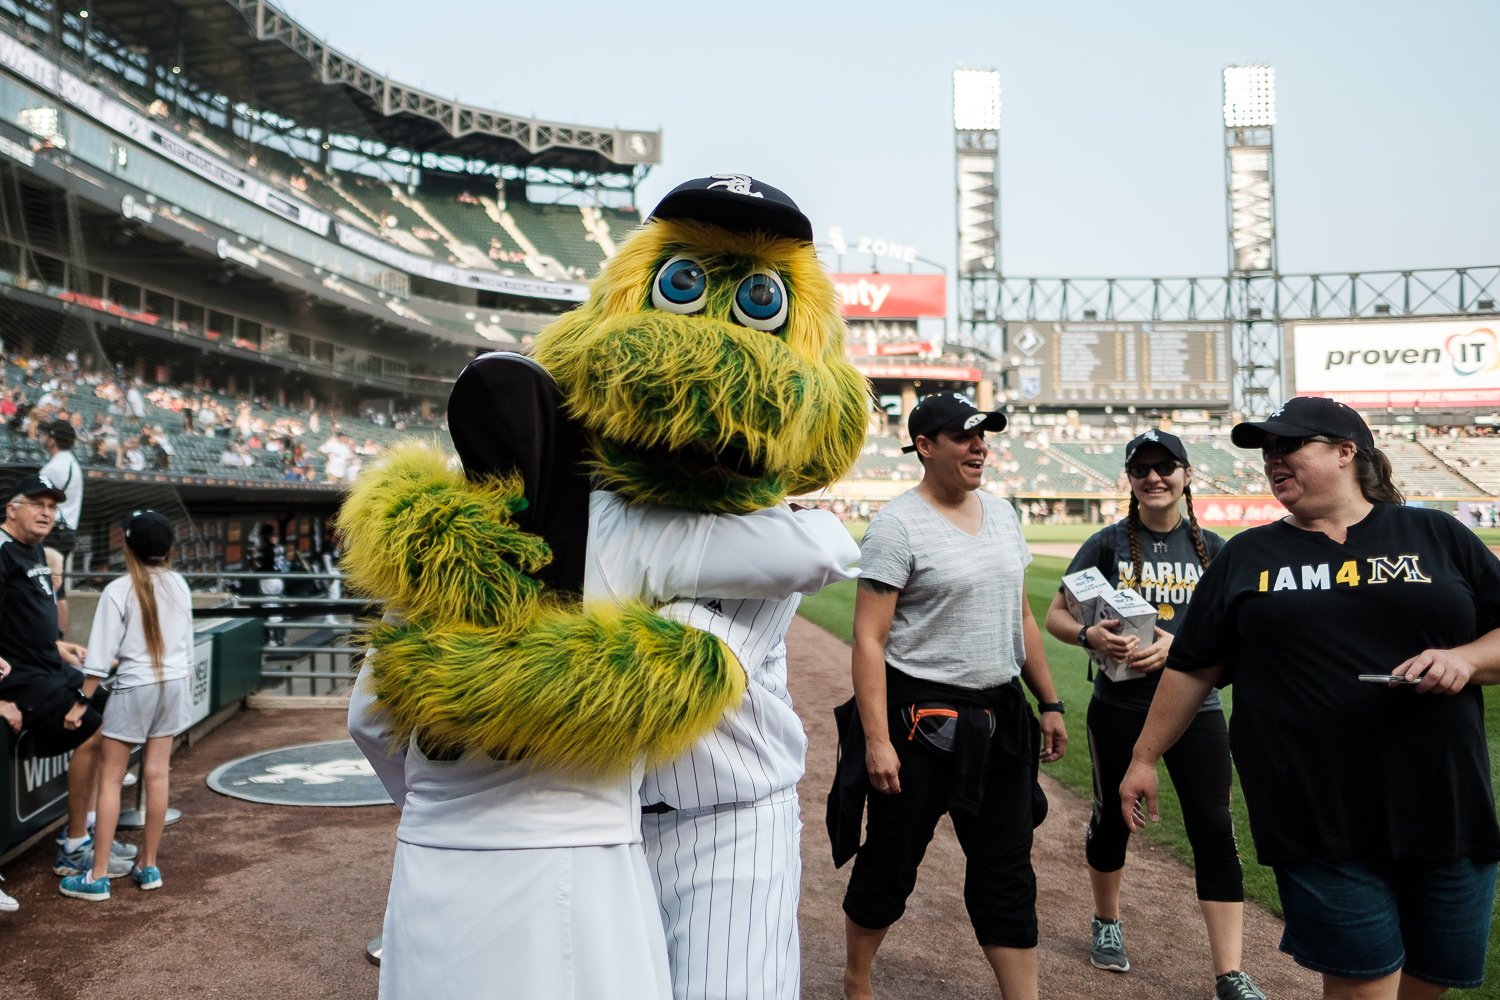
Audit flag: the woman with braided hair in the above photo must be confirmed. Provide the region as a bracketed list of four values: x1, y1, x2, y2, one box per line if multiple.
[1045, 429, 1263, 1000]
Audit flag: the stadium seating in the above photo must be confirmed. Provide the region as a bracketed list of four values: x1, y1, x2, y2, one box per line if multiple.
[1425, 434, 1500, 493]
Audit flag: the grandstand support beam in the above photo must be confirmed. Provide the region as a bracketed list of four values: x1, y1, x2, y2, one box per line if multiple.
[956, 273, 1002, 357]
[1229, 276, 1284, 415]
[984, 268, 1500, 324]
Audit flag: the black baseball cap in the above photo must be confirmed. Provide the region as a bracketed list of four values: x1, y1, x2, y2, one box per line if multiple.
[125, 509, 174, 561]
[902, 393, 1007, 453]
[46, 420, 75, 449]
[11, 473, 66, 502]
[1231, 396, 1375, 452]
[1124, 429, 1189, 466]
[649, 175, 814, 243]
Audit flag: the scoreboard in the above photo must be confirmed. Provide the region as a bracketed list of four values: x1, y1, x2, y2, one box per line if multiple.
[1005, 321, 1232, 406]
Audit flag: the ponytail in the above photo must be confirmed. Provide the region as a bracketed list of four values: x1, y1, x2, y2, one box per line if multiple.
[1125, 492, 1142, 588]
[1182, 485, 1212, 568]
[124, 547, 166, 680]
[1355, 447, 1404, 505]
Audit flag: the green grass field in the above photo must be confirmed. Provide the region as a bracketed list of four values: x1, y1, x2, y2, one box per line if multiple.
[798, 522, 1500, 995]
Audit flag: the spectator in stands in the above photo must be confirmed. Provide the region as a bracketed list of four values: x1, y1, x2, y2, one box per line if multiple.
[0, 475, 129, 883]
[125, 379, 147, 420]
[196, 396, 219, 438]
[66, 412, 89, 450]
[1043, 431, 1261, 1000]
[60, 512, 190, 900]
[317, 431, 351, 483]
[1122, 397, 1500, 999]
[118, 436, 147, 472]
[220, 441, 255, 468]
[138, 427, 169, 470]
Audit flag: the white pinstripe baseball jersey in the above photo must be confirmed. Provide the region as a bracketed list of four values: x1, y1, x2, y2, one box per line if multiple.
[585, 490, 859, 810]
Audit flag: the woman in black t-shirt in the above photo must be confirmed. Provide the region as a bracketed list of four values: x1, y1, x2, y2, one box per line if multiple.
[1122, 397, 1500, 999]
[1045, 431, 1260, 1000]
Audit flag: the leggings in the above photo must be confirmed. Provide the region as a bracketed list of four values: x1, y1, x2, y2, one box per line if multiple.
[1086, 696, 1243, 902]
[843, 708, 1039, 948]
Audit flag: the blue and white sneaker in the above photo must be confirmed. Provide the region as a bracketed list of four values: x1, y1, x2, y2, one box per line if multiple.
[59, 872, 111, 901]
[130, 864, 162, 891]
[1090, 916, 1130, 972]
[56, 826, 137, 862]
[53, 839, 132, 879]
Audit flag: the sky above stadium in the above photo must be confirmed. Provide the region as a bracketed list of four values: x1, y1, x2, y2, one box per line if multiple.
[287, 0, 1497, 283]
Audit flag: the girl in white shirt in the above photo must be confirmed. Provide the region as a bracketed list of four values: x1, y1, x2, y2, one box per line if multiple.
[60, 510, 193, 900]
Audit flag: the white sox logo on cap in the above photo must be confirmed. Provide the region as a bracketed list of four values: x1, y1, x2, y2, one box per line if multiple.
[706, 174, 764, 198]
[1141, 429, 1159, 442]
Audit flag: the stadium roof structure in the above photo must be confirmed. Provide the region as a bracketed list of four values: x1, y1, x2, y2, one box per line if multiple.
[70, 0, 662, 175]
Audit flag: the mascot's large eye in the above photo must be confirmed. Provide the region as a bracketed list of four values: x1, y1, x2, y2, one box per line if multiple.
[651, 255, 709, 314]
[730, 271, 788, 333]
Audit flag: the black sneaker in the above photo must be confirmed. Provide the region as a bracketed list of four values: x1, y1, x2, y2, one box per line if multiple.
[1090, 916, 1130, 972]
[1215, 970, 1267, 1000]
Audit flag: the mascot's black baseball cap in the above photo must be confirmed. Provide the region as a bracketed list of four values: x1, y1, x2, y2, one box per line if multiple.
[1231, 396, 1375, 453]
[902, 393, 1007, 453]
[1124, 428, 1189, 466]
[649, 174, 814, 243]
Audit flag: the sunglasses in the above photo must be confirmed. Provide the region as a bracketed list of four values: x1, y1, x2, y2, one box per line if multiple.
[1260, 435, 1337, 458]
[1125, 460, 1185, 480]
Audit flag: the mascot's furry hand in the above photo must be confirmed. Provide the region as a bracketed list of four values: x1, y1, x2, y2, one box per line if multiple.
[340, 175, 868, 777]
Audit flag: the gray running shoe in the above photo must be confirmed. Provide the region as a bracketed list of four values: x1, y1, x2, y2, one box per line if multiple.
[1090, 916, 1130, 972]
[52, 839, 132, 879]
[57, 826, 138, 861]
[1216, 970, 1267, 1000]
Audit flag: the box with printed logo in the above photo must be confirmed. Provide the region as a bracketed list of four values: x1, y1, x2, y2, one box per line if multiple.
[1096, 587, 1158, 682]
[1060, 567, 1114, 628]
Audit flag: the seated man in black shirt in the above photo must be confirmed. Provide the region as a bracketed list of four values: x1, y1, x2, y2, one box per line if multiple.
[0, 474, 123, 878]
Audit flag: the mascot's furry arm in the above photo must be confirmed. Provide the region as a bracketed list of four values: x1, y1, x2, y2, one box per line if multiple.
[339, 442, 746, 777]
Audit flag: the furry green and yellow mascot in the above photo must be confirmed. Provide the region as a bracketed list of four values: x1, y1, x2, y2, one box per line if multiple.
[344, 175, 868, 1000]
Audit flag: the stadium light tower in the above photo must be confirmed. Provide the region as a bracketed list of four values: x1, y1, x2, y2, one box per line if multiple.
[954, 67, 1002, 356]
[1223, 64, 1277, 274]
[1223, 63, 1282, 414]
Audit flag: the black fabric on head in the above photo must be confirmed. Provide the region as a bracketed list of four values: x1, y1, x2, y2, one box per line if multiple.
[446, 352, 591, 594]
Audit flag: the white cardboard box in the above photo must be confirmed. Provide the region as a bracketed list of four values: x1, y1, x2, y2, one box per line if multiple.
[1096, 587, 1159, 682]
[1060, 567, 1114, 627]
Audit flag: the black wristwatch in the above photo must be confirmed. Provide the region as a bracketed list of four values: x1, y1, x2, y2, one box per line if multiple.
[1038, 700, 1066, 715]
[1077, 625, 1091, 649]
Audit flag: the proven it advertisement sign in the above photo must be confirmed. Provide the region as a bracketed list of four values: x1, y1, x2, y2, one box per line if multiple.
[1290, 319, 1500, 407]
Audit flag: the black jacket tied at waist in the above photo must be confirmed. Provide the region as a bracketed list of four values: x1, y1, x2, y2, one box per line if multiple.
[826, 665, 1046, 869]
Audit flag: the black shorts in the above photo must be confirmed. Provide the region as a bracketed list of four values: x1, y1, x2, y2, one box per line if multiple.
[5, 675, 106, 756]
